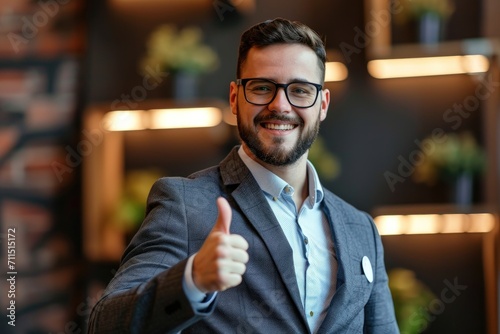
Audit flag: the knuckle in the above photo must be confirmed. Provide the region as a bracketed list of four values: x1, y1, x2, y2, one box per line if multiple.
[215, 245, 228, 258]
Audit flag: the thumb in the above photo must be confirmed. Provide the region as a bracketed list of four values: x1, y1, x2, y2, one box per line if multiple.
[212, 197, 232, 234]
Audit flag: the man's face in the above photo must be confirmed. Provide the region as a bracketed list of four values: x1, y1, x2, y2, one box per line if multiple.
[230, 43, 330, 167]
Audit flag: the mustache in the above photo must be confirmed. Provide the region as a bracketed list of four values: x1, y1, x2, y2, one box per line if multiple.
[254, 113, 304, 125]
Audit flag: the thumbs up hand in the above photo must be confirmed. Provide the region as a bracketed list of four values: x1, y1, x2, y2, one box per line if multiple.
[192, 197, 249, 293]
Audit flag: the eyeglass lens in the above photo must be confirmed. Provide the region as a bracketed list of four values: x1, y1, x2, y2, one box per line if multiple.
[244, 79, 319, 107]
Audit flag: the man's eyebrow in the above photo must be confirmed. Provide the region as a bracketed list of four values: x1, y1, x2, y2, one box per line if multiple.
[253, 77, 315, 83]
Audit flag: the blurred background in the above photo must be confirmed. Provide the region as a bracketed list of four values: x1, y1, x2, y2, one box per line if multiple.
[0, 0, 499, 333]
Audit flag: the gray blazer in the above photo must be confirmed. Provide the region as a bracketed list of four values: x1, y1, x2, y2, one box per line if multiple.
[88, 147, 399, 333]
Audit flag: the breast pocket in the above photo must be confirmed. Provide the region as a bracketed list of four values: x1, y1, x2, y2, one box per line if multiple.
[349, 255, 375, 307]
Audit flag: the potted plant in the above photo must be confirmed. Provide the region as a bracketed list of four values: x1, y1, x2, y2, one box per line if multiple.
[388, 268, 435, 334]
[113, 169, 164, 242]
[413, 131, 487, 205]
[396, 0, 455, 44]
[140, 24, 219, 100]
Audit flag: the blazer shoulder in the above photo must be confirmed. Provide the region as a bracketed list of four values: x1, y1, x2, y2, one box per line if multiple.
[150, 165, 222, 190]
[152, 146, 246, 189]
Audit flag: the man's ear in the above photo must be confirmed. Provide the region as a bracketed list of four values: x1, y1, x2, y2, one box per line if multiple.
[230, 81, 238, 115]
[320, 88, 330, 121]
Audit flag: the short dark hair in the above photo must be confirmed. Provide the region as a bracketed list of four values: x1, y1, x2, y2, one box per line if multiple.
[237, 18, 327, 82]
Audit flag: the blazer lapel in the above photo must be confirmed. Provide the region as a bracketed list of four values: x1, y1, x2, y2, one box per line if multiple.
[317, 193, 355, 333]
[220, 148, 308, 327]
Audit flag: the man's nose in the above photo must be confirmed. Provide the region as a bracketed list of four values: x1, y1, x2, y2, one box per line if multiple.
[267, 87, 291, 112]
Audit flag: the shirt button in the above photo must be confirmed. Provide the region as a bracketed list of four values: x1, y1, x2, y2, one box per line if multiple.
[304, 237, 309, 245]
[309, 311, 314, 317]
[284, 185, 293, 195]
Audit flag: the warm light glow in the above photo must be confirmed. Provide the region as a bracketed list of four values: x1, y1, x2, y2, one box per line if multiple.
[325, 62, 348, 82]
[469, 213, 496, 233]
[406, 214, 441, 234]
[102, 110, 146, 131]
[102, 107, 223, 131]
[374, 215, 406, 235]
[441, 214, 466, 233]
[375, 213, 496, 235]
[367, 55, 490, 79]
[149, 107, 222, 129]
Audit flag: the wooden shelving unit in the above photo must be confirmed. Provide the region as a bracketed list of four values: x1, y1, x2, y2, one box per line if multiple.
[364, 0, 500, 207]
[364, 1, 500, 333]
[82, 99, 231, 262]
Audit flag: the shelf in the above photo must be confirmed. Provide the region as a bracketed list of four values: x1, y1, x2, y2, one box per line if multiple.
[373, 203, 499, 216]
[364, 0, 499, 60]
[369, 38, 500, 60]
[372, 203, 498, 333]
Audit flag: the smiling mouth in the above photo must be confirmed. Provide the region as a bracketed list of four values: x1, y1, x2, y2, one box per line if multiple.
[261, 123, 297, 131]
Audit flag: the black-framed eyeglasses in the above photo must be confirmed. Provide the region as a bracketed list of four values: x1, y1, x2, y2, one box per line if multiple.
[236, 78, 323, 108]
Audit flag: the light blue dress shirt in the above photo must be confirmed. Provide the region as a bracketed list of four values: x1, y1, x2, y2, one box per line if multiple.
[238, 147, 338, 333]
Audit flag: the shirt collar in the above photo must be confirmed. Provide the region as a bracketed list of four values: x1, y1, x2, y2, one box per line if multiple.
[238, 146, 324, 206]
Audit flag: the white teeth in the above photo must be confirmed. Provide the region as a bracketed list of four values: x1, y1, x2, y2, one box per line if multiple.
[264, 123, 295, 130]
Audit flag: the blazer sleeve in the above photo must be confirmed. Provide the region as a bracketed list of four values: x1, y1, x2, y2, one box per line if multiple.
[363, 213, 399, 333]
[87, 178, 215, 334]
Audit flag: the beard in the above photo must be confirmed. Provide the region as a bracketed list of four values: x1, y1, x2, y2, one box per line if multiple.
[237, 106, 321, 166]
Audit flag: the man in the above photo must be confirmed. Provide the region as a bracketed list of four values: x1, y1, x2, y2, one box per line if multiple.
[88, 18, 398, 333]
